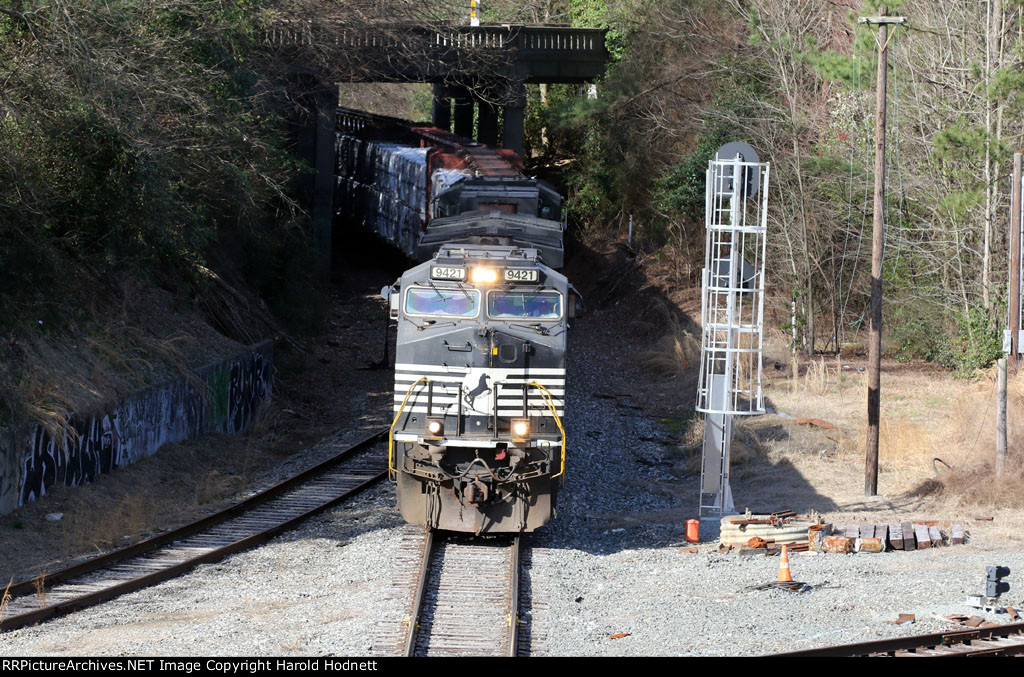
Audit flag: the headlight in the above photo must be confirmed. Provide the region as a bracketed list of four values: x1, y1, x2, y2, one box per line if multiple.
[471, 267, 498, 284]
[426, 418, 444, 437]
[512, 420, 530, 438]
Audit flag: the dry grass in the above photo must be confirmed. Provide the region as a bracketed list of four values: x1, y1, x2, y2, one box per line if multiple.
[0, 577, 11, 622]
[872, 370, 1023, 499]
[193, 434, 259, 507]
[193, 471, 247, 506]
[58, 468, 242, 556]
[679, 420, 765, 475]
[61, 490, 168, 556]
[638, 332, 701, 377]
[19, 356, 101, 444]
[891, 368, 1024, 510]
[912, 455, 1024, 508]
[759, 353, 1024, 527]
[0, 279, 383, 586]
[637, 304, 701, 378]
[33, 572, 46, 609]
[85, 322, 205, 400]
[803, 356, 842, 395]
[762, 328, 794, 367]
[44, 434, 260, 564]
[1, 276, 242, 443]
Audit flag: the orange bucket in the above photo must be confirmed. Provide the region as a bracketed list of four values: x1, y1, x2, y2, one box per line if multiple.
[686, 519, 700, 543]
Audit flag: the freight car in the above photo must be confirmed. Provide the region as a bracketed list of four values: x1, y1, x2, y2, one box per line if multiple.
[335, 107, 577, 533]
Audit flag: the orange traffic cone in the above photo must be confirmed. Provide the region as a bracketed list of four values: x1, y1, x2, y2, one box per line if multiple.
[777, 544, 793, 582]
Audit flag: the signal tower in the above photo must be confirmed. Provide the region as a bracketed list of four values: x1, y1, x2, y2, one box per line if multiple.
[696, 143, 770, 521]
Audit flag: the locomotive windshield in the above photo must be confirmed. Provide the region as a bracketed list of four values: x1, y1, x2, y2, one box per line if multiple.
[405, 286, 480, 317]
[487, 291, 562, 320]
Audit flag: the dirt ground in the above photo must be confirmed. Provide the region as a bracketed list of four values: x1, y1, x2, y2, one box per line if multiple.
[579, 236, 1024, 548]
[2, 234, 1020, 590]
[734, 354, 1024, 546]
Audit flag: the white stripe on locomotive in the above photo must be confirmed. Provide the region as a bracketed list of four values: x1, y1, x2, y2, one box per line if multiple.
[392, 398, 566, 409]
[395, 378, 565, 389]
[391, 387, 566, 397]
[394, 363, 566, 376]
[395, 373, 566, 383]
[393, 406, 565, 417]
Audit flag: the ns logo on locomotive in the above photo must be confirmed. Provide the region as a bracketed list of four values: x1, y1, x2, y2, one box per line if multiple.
[336, 108, 580, 533]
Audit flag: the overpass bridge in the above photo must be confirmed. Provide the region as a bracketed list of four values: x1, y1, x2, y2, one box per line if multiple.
[268, 21, 609, 267]
[268, 21, 609, 152]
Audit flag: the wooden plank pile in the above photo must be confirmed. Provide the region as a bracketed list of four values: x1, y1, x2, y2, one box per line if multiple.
[724, 517, 967, 556]
[716, 510, 962, 557]
[830, 520, 967, 551]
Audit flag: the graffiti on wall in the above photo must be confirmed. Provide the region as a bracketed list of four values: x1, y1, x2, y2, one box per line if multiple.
[0, 430, 23, 515]
[9, 342, 272, 511]
[229, 351, 271, 434]
[20, 414, 119, 505]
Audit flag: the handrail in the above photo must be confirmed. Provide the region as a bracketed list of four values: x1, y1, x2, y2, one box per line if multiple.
[390, 376, 428, 478]
[266, 21, 607, 54]
[527, 381, 566, 483]
[389, 376, 565, 485]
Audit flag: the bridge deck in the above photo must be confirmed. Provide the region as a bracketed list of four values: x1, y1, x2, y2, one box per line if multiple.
[267, 22, 608, 84]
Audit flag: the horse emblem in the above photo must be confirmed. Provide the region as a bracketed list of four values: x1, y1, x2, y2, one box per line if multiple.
[459, 370, 494, 415]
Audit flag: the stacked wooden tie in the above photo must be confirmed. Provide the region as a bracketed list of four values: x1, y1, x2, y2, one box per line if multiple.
[830, 521, 966, 551]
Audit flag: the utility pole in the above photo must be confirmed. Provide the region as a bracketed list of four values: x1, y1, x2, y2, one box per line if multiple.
[1002, 154, 1022, 479]
[1009, 152, 1021, 374]
[998, 356, 1007, 476]
[859, 7, 906, 497]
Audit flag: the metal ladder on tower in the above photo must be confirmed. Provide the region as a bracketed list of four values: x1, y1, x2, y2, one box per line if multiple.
[696, 144, 771, 522]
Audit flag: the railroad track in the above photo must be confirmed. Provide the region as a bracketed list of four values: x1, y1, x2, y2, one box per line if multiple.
[0, 429, 388, 633]
[778, 621, 1024, 656]
[375, 530, 525, 656]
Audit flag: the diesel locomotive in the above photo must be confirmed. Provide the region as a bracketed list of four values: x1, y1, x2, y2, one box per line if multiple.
[335, 107, 577, 533]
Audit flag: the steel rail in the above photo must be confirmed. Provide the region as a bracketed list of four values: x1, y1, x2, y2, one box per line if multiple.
[776, 620, 1024, 657]
[402, 530, 436, 657]
[0, 429, 388, 633]
[508, 534, 521, 658]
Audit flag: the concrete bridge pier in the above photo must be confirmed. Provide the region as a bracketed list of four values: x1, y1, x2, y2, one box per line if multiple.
[431, 83, 452, 132]
[453, 87, 475, 139]
[430, 81, 526, 156]
[477, 98, 499, 147]
[312, 85, 338, 271]
[289, 72, 337, 272]
[501, 82, 526, 156]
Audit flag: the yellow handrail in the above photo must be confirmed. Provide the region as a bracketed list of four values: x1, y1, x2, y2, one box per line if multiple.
[389, 376, 565, 484]
[528, 381, 566, 482]
[389, 377, 428, 478]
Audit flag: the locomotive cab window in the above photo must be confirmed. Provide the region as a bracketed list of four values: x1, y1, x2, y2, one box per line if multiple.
[405, 286, 480, 318]
[487, 291, 562, 320]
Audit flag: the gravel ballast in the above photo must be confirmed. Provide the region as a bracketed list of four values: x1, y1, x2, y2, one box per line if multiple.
[2, 305, 1022, 656]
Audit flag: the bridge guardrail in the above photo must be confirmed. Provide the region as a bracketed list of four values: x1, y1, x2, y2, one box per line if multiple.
[265, 22, 606, 56]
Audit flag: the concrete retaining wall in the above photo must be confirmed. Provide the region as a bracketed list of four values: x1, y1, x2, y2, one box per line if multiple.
[0, 341, 273, 516]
